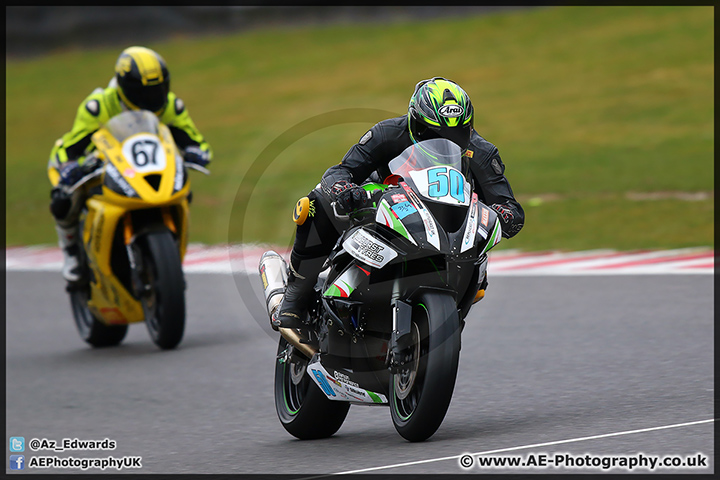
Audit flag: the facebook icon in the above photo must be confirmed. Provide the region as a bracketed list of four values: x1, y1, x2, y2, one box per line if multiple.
[10, 455, 25, 470]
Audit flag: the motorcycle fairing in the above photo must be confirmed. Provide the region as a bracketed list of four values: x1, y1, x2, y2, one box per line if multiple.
[323, 263, 371, 298]
[307, 359, 388, 404]
[92, 124, 186, 204]
[84, 198, 146, 324]
[375, 199, 417, 246]
[407, 166, 472, 207]
[308, 139, 504, 402]
[82, 111, 192, 326]
[460, 193, 479, 254]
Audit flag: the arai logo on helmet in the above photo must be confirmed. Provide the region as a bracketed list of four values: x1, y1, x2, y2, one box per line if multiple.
[439, 104, 464, 118]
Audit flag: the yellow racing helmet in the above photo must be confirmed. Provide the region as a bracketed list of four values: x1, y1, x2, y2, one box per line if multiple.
[114, 46, 170, 113]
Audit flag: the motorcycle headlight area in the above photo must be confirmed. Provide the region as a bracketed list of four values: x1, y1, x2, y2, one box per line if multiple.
[104, 163, 139, 197]
[342, 228, 398, 269]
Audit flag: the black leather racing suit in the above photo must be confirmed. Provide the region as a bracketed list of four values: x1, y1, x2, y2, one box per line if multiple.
[326, 115, 522, 229]
[276, 115, 525, 328]
[290, 115, 524, 268]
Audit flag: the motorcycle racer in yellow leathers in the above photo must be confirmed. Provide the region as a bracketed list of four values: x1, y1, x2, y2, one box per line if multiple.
[48, 46, 213, 282]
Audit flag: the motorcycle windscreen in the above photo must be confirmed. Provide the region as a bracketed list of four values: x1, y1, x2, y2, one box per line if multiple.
[104, 110, 161, 142]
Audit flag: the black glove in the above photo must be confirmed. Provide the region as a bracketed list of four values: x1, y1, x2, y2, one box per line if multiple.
[490, 203, 514, 223]
[57, 160, 85, 186]
[490, 203, 524, 237]
[331, 180, 368, 213]
[184, 145, 211, 168]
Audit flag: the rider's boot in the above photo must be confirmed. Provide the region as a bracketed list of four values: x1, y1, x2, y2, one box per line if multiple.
[55, 223, 83, 283]
[272, 254, 326, 330]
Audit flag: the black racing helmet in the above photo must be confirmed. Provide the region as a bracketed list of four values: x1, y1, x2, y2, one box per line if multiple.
[114, 46, 170, 113]
[408, 77, 474, 151]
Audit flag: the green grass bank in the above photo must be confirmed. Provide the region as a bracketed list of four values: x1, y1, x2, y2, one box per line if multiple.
[6, 6, 713, 251]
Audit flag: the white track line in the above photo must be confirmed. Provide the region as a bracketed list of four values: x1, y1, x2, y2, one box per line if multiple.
[303, 418, 713, 477]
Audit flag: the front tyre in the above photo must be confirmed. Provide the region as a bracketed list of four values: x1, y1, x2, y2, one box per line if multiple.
[274, 337, 350, 439]
[139, 230, 186, 350]
[390, 291, 461, 442]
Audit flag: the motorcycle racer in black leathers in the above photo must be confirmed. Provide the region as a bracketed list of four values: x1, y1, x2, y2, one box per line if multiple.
[272, 77, 524, 330]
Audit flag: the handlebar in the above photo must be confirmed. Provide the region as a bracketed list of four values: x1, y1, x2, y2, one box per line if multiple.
[185, 162, 211, 175]
[331, 188, 377, 220]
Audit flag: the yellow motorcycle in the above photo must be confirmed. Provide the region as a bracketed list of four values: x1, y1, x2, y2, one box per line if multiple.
[60, 110, 208, 349]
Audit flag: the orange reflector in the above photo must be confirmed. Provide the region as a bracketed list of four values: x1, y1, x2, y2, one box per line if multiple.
[473, 289, 485, 304]
[162, 207, 177, 233]
[123, 215, 133, 245]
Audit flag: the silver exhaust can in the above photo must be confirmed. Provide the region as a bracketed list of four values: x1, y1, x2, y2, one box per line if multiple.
[259, 250, 288, 318]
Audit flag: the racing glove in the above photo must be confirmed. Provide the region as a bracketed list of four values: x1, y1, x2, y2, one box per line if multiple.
[183, 145, 211, 168]
[490, 203, 523, 237]
[490, 203, 514, 223]
[331, 180, 368, 213]
[57, 160, 85, 187]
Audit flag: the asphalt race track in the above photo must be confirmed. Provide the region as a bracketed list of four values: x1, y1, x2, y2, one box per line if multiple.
[5, 271, 714, 475]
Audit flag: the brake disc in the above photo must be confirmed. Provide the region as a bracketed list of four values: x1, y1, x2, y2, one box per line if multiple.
[394, 323, 420, 400]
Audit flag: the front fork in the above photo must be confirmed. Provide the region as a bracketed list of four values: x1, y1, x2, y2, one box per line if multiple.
[387, 299, 414, 374]
[123, 214, 150, 300]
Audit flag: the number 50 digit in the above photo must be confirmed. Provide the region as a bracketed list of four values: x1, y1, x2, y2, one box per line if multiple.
[427, 167, 449, 197]
[427, 167, 465, 202]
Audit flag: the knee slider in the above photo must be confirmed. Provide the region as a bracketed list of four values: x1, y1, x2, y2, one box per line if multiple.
[293, 196, 315, 225]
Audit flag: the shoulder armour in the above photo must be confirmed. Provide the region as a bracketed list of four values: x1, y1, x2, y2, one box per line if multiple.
[175, 97, 185, 115]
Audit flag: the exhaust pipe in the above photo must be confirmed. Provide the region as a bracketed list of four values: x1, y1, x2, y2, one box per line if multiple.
[259, 251, 317, 358]
[278, 327, 317, 359]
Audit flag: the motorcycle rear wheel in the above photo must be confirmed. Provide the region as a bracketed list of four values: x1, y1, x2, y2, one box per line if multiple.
[390, 291, 461, 442]
[70, 286, 128, 347]
[274, 336, 350, 439]
[139, 230, 186, 350]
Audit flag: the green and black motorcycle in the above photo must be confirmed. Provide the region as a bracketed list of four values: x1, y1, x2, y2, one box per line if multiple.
[260, 138, 502, 442]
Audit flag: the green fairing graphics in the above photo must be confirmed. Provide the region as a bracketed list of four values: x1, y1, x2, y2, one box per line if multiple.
[376, 200, 414, 243]
[480, 220, 502, 256]
[323, 265, 368, 298]
[362, 183, 388, 193]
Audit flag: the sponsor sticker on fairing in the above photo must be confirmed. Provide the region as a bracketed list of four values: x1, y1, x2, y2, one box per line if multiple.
[460, 193, 479, 253]
[391, 201, 417, 219]
[401, 182, 440, 250]
[307, 360, 388, 403]
[342, 228, 398, 269]
[481, 207, 490, 227]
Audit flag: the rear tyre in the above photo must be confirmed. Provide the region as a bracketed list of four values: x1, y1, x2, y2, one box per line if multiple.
[140, 230, 186, 350]
[70, 285, 128, 347]
[390, 291, 461, 442]
[274, 336, 350, 439]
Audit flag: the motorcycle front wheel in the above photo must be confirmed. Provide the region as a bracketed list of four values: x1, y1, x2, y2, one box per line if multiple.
[274, 336, 350, 439]
[139, 229, 186, 350]
[389, 291, 461, 442]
